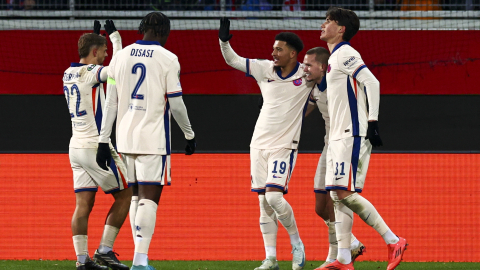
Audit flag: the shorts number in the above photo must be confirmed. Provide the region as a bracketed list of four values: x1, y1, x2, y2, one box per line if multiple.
[131, 63, 146, 100]
[64, 84, 86, 118]
[272, 161, 287, 174]
[335, 162, 346, 176]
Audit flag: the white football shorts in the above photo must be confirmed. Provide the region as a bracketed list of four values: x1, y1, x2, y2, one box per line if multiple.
[325, 136, 371, 193]
[123, 154, 171, 186]
[250, 147, 298, 194]
[69, 146, 128, 193]
[313, 144, 328, 194]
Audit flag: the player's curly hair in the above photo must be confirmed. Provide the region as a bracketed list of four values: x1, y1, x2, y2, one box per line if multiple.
[78, 33, 107, 59]
[275, 32, 304, 54]
[138, 12, 170, 37]
[326, 7, 360, 42]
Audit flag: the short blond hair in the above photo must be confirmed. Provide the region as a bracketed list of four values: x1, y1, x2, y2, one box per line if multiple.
[78, 33, 107, 59]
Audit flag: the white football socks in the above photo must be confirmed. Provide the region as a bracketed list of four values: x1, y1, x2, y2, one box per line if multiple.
[324, 220, 338, 262]
[73, 235, 88, 263]
[259, 195, 278, 258]
[334, 202, 353, 264]
[133, 199, 158, 266]
[382, 229, 400, 245]
[265, 192, 300, 246]
[350, 234, 360, 250]
[129, 196, 139, 244]
[341, 193, 394, 243]
[331, 191, 353, 265]
[98, 225, 119, 254]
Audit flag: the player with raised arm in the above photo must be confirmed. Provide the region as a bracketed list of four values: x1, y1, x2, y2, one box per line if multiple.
[318, 7, 408, 270]
[96, 12, 196, 270]
[63, 20, 130, 270]
[219, 18, 312, 270]
[302, 47, 366, 269]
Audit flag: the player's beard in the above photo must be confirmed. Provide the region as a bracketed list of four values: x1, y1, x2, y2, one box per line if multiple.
[274, 66, 281, 72]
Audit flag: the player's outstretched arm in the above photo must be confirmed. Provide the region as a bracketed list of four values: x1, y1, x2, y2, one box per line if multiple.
[219, 17, 247, 72]
[169, 96, 196, 155]
[96, 78, 118, 170]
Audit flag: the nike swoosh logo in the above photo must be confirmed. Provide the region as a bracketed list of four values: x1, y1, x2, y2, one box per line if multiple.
[299, 256, 305, 267]
[335, 177, 342, 180]
[267, 79, 274, 82]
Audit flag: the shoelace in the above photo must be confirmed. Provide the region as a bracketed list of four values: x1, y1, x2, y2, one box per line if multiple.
[106, 251, 121, 263]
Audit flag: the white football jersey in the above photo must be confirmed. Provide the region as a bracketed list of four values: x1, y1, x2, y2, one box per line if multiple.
[247, 59, 315, 150]
[309, 77, 330, 144]
[63, 63, 107, 148]
[107, 40, 182, 155]
[326, 42, 369, 141]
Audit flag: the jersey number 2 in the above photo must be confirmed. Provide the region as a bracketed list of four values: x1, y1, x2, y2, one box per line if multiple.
[131, 63, 146, 100]
[64, 84, 87, 118]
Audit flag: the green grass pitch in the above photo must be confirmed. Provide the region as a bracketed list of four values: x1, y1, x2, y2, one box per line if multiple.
[2, 260, 479, 269]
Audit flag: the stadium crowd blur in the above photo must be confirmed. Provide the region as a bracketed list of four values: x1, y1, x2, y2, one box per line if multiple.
[2, 0, 479, 11]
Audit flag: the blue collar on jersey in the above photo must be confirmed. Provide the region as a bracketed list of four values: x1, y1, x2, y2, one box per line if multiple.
[276, 62, 300, 80]
[317, 76, 327, 92]
[135, 40, 162, 46]
[331, 41, 350, 54]
[70, 63, 87, 67]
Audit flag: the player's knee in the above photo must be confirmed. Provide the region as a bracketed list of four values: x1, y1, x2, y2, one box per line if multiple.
[112, 187, 132, 203]
[76, 195, 95, 211]
[315, 204, 327, 220]
[265, 191, 283, 211]
[330, 190, 340, 203]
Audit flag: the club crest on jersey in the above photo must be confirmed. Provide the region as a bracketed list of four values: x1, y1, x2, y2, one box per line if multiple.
[327, 64, 331, 73]
[293, 78, 302, 86]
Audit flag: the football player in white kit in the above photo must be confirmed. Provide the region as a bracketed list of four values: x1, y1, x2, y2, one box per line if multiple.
[219, 18, 312, 270]
[317, 7, 407, 270]
[96, 12, 196, 270]
[302, 47, 366, 269]
[63, 21, 131, 270]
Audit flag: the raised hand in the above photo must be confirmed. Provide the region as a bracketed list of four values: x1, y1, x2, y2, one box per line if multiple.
[104, 19, 117, 36]
[93, 20, 101, 35]
[219, 17, 233, 42]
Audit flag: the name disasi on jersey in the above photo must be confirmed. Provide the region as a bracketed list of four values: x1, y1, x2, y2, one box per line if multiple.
[130, 48, 154, 58]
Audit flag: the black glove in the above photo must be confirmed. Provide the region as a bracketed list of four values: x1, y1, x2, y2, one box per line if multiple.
[258, 96, 263, 109]
[219, 17, 233, 42]
[185, 138, 196, 155]
[366, 121, 383, 147]
[104, 19, 117, 36]
[93, 20, 101, 35]
[96, 143, 112, 171]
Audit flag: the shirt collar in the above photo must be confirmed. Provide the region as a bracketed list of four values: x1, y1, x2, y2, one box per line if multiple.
[317, 76, 327, 92]
[331, 41, 350, 54]
[276, 62, 300, 80]
[70, 63, 87, 67]
[135, 40, 162, 46]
